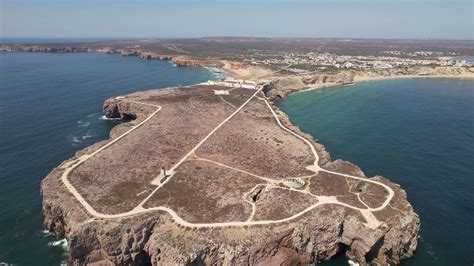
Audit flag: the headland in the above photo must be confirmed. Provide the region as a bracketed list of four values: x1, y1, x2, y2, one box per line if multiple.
[23, 38, 473, 264]
[41, 78, 419, 264]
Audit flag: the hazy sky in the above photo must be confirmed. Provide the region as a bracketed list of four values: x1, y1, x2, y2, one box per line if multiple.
[1, 0, 473, 39]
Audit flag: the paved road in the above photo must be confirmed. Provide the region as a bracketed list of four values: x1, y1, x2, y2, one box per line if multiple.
[59, 67, 393, 229]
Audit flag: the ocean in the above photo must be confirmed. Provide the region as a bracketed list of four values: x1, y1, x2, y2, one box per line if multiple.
[278, 78, 474, 266]
[1, 52, 472, 265]
[0, 52, 217, 265]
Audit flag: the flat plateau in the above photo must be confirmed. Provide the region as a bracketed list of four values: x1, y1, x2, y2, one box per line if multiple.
[41, 83, 420, 265]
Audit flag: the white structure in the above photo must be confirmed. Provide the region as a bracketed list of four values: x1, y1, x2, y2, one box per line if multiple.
[283, 179, 305, 189]
[214, 78, 257, 90]
[214, 90, 229, 95]
[241, 81, 257, 89]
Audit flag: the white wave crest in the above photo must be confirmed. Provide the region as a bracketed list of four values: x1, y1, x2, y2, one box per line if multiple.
[81, 130, 95, 140]
[77, 120, 90, 127]
[49, 238, 68, 250]
[100, 115, 121, 121]
[348, 260, 360, 266]
[68, 136, 81, 143]
[41, 229, 55, 237]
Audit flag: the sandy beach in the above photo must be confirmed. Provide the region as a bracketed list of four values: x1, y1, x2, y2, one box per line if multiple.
[353, 73, 474, 83]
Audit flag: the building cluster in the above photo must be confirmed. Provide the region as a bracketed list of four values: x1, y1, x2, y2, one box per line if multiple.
[245, 51, 473, 70]
[208, 78, 257, 89]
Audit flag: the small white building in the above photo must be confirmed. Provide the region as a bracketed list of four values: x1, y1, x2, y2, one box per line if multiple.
[241, 81, 257, 90]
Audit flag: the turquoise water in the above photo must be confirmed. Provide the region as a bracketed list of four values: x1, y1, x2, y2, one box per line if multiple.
[0, 52, 215, 265]
[278, 78, 474, 265]
[454, 57, 474, 63]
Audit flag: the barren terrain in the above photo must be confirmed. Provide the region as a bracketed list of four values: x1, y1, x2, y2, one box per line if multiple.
[41, 81, 420, 265]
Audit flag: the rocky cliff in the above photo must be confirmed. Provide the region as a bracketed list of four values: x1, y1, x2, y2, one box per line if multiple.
[0, 45, 224, 68]
[41, 85, 420, 265]
[263, 73, 355, 100]
[171, 55, 225, 67]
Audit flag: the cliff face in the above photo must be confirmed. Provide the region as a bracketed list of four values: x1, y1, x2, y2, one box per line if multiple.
[171, 55, 225, 67]
[263, 73, 355, 100]
[365, 66, 474, 77]
[0, 45, 225, 68]
[40, 87, 420, 265]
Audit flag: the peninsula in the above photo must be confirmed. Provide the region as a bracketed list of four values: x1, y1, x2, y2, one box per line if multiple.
[40, 67, 420, 265]
[29, 37, 473, 265]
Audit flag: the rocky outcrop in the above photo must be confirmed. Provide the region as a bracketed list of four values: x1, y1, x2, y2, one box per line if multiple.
[0, 45, 93, 53]
[171, 55, 225, 67]
[138, 51, 172, 61]
[356, 66, 474, 78]
[103, 99, 137, 120]
[263, 73, 354, 100]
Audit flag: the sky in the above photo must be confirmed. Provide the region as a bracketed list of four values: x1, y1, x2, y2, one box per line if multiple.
[0, 0, 473, 40]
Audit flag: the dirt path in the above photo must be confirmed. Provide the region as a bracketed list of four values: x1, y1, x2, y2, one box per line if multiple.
[60, 67, 393, 230]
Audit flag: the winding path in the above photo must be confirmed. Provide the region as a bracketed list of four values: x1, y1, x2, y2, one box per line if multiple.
[60, 69, 394, 230]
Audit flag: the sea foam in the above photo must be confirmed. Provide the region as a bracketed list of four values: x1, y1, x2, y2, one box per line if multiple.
[81, 130, 95, 140]
[100, 115, 121, 121]
[347, 260, 360, 266]
[77, 120, 90, 127]
[41, 229, 55, 237]
[49, 238, 68, 250]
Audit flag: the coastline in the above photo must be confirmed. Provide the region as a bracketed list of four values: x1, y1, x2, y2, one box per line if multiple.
[0, 53, 222, 266]
[2, 48, 468, 264]
[275, 78, 474, 266]
[3, 48, 472, 86]
[294, 73, 474, 94]
[353, 73, 474, 82]
[2, 38, 471, 266]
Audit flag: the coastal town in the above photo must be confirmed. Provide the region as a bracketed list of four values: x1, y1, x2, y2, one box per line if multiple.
[2, 38, 473, 76]
[245, 50, 473, 73]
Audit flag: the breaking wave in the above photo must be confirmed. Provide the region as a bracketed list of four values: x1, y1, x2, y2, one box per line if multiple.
[81, 130, 95, 140]
[347, 260, 360, 266]
[68, 136, 81, 143]
[67, 130, 96, 146]
[100, 115, 121, 121]
[77, 120, 90, 127]
[41, 229, 55, 237]
[48, 238, 68, 250]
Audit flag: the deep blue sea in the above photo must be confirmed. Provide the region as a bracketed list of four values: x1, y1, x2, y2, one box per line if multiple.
[278, 78, 474, 266]
[1, 52, 473, 266]
[0, 52, 216, 265]
[0, 38, 136, 44]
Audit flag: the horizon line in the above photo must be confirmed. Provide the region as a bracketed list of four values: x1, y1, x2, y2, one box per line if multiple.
[1, 36, 474, 42]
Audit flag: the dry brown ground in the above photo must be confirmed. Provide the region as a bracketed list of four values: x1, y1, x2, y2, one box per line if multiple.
[309, 172, 353, 197]
[69, 86, 252, 214]
[309, 165, 389, 210]
[196, 98, 315, 180]
[253, 187, 318, 221]
[143, 160, 261, 223]
[67, 83, 392, 225]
